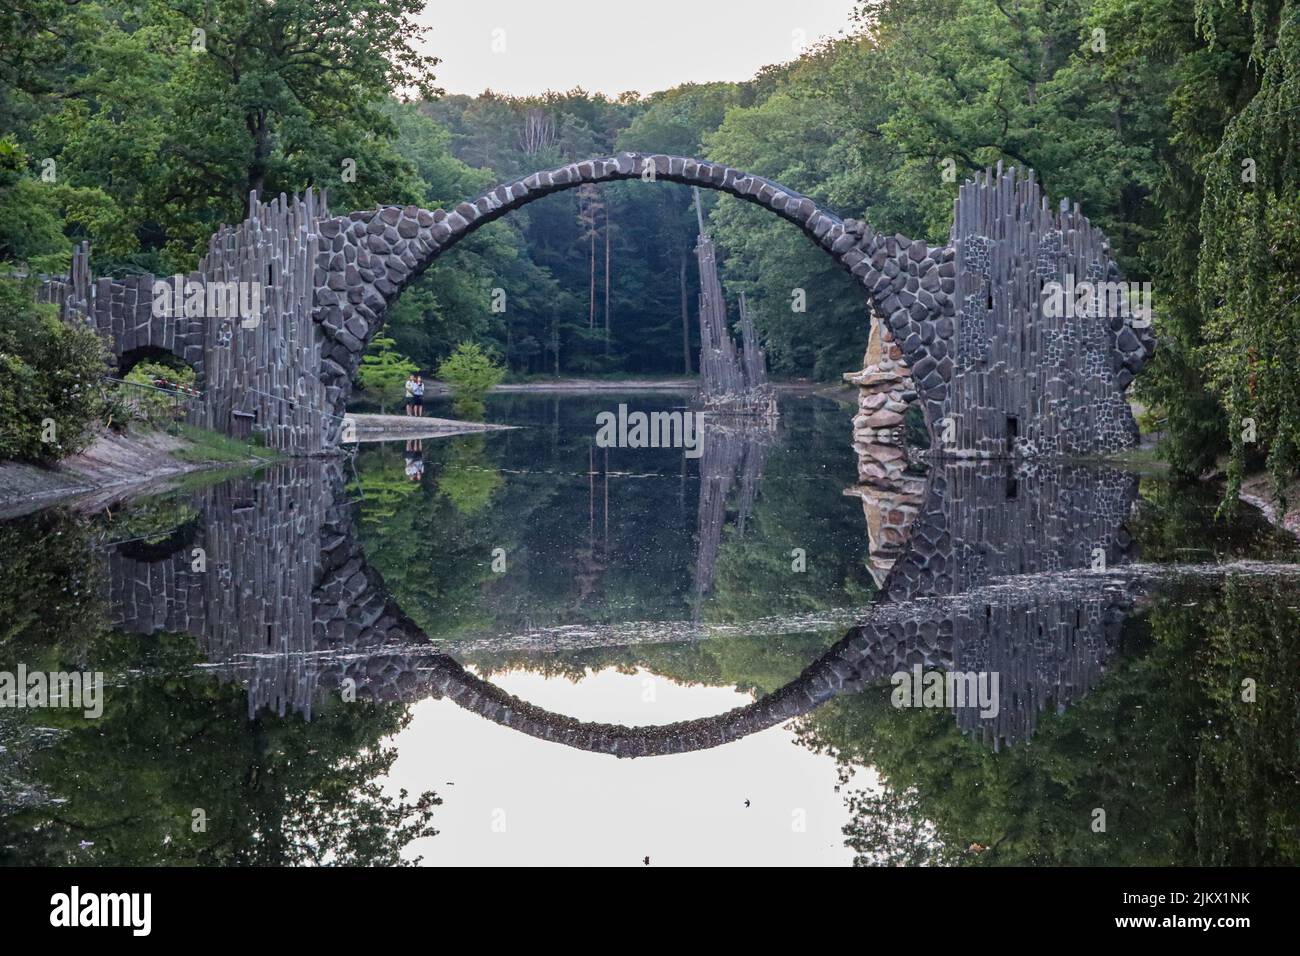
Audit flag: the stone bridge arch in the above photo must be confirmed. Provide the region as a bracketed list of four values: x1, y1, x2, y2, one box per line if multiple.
[313, 152, 957, 442]
[42, 156, 1155, 457]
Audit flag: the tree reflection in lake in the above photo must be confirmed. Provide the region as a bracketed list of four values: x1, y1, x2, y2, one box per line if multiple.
[0, 393, 1297, 865]
[0, 476, 439, 866]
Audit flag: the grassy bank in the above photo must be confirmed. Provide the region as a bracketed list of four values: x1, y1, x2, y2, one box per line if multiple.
[168, 424, 280, 465]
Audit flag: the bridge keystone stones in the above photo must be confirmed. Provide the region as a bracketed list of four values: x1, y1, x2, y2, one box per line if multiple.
[42, 153, 1153, 456]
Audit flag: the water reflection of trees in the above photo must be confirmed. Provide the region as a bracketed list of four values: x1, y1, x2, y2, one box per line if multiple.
[436, 434, 503, 515]
[798, 575, 1300, 865]
[354, 395, 876, 671]
[0, 508, 105, 656]
[5, 395, 1299, 866]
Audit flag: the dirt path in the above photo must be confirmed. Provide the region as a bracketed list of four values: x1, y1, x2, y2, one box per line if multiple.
[0, 430, 221, 518]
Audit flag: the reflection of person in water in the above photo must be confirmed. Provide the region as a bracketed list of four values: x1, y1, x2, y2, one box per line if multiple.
[404, 439, 424, 482]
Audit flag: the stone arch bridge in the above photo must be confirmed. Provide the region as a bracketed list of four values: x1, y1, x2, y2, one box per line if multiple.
[42, 153, 1154, 456]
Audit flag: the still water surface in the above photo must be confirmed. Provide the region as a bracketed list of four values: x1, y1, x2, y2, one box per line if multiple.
[1, 392, 1297, 865]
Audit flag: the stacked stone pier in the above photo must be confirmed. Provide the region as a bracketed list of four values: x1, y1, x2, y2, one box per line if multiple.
[846, 163, 1157, 459]
[846, 319, 917, 486]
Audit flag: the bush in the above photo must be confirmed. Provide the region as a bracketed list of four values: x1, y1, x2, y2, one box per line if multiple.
[437, 342, 504, 401]
[0, 278, 109, 461]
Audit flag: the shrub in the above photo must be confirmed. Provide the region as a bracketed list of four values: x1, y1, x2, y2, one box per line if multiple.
[0, 278, 108, 461]
[437, 342, 504, 401]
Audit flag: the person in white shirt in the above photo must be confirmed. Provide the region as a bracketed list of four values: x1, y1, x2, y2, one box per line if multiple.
[403, 374, 416, 416]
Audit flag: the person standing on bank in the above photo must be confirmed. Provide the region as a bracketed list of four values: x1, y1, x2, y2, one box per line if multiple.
[412, 374, 425, 417]
[403, 374, 417, 416]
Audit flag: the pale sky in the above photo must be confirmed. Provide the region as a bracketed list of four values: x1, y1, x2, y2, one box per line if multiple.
[383, 666, 874, 865]
[418, 1, 861, 98]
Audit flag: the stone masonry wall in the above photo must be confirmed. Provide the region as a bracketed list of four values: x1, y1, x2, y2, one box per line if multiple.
[847, 163, 1156, 458]
[42, 192, 334, 454]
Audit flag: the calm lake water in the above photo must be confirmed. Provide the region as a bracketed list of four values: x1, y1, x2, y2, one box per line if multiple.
[1, 392, 1298, 866]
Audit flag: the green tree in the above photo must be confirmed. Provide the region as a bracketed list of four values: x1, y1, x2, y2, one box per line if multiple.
[13, 1, 441, 269]
[356, 334, 418, 413]
[1196, 6, 1300, 506]
[437, 341, 505, 417]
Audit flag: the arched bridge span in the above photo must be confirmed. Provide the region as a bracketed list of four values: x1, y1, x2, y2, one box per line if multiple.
[43, 155, 1154, 456]
[312, 152, 954, 443]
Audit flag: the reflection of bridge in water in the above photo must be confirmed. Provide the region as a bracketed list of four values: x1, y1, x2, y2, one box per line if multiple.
[105, 454, 1152, 753]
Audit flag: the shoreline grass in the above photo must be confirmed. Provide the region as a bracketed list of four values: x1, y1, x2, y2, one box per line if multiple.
[169, 424, 281, 465]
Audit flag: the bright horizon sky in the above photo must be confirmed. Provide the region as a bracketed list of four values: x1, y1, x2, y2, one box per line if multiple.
[417, 1, 862, 98]
[384, 666, 871, 865]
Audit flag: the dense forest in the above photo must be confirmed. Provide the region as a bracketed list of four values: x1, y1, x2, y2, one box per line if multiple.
[4, 0, 1300, 487]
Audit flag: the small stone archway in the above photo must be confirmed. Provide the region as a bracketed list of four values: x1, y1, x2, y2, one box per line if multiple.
[38, 257, 210, 392]
[114, 344, 200, 381]
[312, 152, 957, 443]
